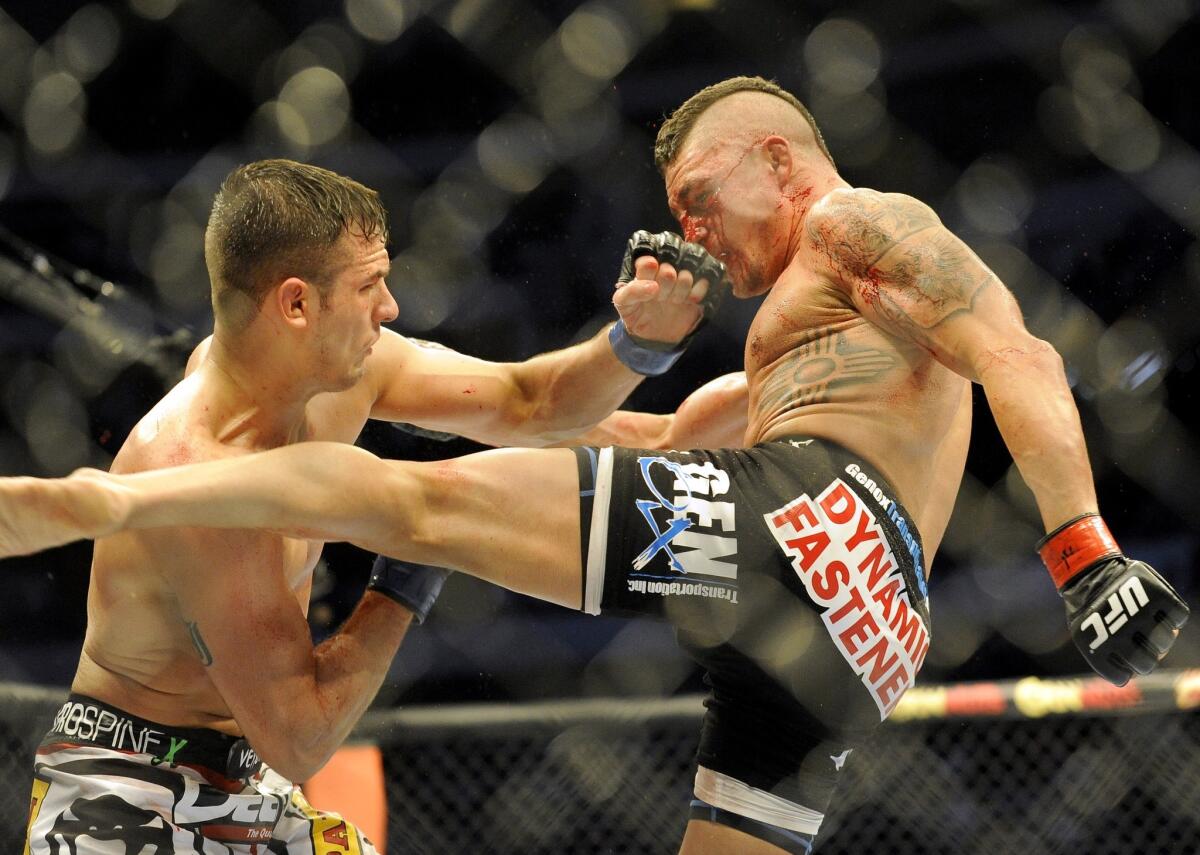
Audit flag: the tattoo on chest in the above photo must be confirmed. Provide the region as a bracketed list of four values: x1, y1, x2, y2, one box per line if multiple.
[186, 621, 214, 666]
[757, 329, 895, 410]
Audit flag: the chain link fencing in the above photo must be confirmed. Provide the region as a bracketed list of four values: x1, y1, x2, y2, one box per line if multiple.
[5, 671, 1199, 854]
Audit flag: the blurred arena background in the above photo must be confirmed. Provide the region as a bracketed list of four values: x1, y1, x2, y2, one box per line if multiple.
[0, 0, 1198, 852]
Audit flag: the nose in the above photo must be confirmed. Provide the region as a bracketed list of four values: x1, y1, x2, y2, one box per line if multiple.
[377, 284, 399, 324]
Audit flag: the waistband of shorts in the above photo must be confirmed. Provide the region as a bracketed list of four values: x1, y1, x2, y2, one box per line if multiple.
[761, 435, 928, 600]
[41, 693, 262, 781]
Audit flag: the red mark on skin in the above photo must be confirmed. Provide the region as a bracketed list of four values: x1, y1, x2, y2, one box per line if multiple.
[859, 267, 884, 308]
[462, 384, 476, 395]
[681, 214, 701, 243]
[976, 343, 1051, 378]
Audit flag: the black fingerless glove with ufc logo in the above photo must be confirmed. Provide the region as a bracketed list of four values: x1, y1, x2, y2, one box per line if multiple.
[1038, 514, 1189, 686]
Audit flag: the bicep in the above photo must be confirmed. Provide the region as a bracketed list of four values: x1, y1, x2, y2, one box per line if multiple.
[666, 372, 749, 448]
[368, 332, 528, 440]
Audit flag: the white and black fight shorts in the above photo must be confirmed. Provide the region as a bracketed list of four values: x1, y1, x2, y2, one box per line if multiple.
[26, 694, 378, 854]
[573, 437, 931, 851]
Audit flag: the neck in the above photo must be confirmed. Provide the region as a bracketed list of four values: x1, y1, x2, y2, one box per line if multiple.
[780, 164, 848, 268]
[199, 324, 318, 447]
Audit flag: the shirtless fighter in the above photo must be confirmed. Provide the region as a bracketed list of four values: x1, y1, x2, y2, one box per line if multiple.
[5, 158, 727, 853]
[1, 79, 1189, 853]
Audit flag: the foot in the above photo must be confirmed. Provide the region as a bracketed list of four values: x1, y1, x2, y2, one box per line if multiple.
[0, 469, 131, 559]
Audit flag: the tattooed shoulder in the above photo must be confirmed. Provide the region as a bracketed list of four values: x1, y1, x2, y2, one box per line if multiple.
[810, 190, 995, 335]
[808, 189, 941, 278]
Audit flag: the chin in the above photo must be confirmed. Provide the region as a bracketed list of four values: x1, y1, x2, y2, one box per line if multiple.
[327, 367, 364, 392]
[732, 271, 771, 298]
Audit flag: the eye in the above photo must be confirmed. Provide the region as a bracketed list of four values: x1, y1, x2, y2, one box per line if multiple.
[684, 195, 713, 220]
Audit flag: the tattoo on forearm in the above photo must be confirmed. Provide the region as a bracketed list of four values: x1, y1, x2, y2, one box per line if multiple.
[757, 328, 895, 410]
[186, 621, 214, 666]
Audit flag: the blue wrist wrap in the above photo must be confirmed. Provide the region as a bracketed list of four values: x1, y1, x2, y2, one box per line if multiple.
[367, 555, 449, 624]
[609, 321, 684, 376]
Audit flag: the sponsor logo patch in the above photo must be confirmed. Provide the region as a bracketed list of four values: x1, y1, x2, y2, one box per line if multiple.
[765, 478, 930, 719]
[630, 456, 739, 604]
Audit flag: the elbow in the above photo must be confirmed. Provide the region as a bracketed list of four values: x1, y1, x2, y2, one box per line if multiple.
[501, 391, 594, 447]
[240, 709, 337, 783]
[253, 730, 335, 784]
[972, 335, 1065, 384]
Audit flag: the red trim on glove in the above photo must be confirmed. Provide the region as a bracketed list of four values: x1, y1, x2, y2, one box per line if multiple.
[1038, 514, 1121, 589]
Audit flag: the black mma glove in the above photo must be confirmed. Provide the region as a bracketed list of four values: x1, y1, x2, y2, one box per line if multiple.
[367, 555, 450, 624]
[1038, 513, 1189, 685]
[609, 230, 731, 376]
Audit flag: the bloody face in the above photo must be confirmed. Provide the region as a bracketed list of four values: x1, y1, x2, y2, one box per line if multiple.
[665, 135, 806, 298]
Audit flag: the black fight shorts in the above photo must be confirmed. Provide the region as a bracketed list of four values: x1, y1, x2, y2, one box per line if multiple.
[573, 437, 931, 821]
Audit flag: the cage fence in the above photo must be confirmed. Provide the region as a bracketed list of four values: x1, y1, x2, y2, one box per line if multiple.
[4, 671, 1199, 854]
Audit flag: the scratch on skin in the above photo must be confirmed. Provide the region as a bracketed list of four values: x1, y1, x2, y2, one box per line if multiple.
[859, 267, 883, 308]
[977, 342, 1054, 378]
[783, 186, 814, 250]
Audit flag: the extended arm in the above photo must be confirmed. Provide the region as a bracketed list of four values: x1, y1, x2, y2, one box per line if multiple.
[367, 328, 643, 448]
[368, 235, 727, 448]
[810, 188, 1188, 682]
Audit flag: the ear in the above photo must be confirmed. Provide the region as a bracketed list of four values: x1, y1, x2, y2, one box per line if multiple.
[763, 136, 792, 187]
[273, 277, 312, 329]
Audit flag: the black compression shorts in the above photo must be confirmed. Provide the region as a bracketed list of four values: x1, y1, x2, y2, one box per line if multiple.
[573, 437, 931, 827]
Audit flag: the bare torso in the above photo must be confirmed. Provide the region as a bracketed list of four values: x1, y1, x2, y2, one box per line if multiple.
[743, 247, 972, 565]
[73, 368, 375, 732]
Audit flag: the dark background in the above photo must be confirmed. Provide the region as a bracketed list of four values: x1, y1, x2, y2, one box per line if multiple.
[0, 0, 1197, 706]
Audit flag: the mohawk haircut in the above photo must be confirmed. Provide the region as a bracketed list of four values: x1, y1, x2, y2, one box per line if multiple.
[654, 76, 836, 172]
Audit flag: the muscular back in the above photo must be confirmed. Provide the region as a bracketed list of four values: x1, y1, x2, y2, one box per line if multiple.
[744, 188, 981, 562]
